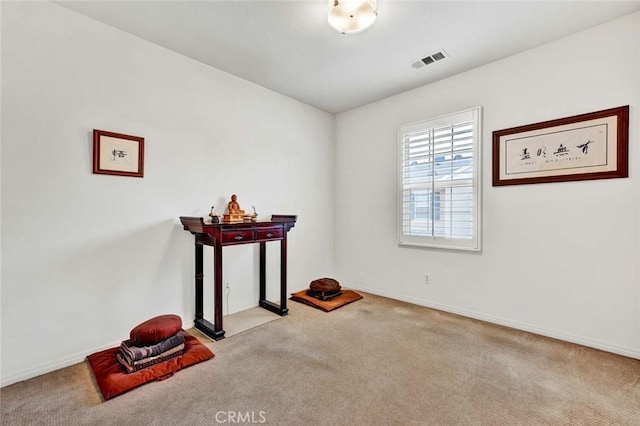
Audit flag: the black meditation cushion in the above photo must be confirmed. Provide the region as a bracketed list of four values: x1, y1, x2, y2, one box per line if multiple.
[130, 314, 182, 346]
[309, 278, 341, 293]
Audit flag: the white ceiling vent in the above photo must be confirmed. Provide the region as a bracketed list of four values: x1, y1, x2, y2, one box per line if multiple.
[410, 49, 448, 69]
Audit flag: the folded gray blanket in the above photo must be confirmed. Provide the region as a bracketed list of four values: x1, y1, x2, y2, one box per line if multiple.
[120, 332, 185, 362]
[117, 343, 185, 373]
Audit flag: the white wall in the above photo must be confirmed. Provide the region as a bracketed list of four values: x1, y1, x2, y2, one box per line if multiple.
[1, 2, 334, 385]
[335, 12, 640, 358]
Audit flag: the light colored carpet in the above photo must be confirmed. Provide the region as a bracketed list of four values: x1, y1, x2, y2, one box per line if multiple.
[1, 293, 639, 425]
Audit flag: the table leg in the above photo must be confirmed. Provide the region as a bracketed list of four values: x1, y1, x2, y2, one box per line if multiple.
[258, 238, 289, 316]
[193, 241, 225, 340]
[280, 235, 289, 314]
[194, 242, 204, 321]
[213, 243, 225, 339]
[259, 241, 266, 302]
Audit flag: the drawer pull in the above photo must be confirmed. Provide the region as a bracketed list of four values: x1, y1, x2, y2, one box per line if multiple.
[234, 235, 243, 240]
[266, 232, 274, 238]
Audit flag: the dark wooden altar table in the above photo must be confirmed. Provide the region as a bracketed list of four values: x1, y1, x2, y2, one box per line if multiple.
[180, 215, 297, 340]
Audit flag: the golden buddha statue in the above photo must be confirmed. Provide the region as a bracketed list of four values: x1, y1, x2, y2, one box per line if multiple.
[227, 194, 244, 215]
[223, 194, 245, 222]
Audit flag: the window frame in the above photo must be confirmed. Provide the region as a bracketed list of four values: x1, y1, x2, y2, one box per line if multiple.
[397, 107, 482, 251]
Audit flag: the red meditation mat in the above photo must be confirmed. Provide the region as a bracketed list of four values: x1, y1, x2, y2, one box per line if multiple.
[87, 332, 214, 400]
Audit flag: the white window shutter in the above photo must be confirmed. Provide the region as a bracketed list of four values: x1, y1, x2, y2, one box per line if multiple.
[398, 107, 482, 251]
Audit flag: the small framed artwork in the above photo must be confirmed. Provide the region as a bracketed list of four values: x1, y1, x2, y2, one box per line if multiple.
[492, 105, 628, 186]
[93, 129, 144, 178]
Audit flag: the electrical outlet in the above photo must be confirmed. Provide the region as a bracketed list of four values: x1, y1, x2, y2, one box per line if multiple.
[424, 274, 431, 285]
[225, 282, 230, 289]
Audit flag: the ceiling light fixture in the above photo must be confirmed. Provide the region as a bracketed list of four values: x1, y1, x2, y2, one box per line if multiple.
[328, 0, 378, 35]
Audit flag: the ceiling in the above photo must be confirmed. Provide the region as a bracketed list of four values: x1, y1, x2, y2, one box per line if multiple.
[57, 1, 640, 114]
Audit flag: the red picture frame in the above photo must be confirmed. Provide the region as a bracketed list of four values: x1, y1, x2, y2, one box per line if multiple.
[492, 106, 628, 186]
[93, 129, 144, 178]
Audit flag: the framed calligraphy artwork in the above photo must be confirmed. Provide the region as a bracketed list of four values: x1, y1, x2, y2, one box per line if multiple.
[492, 106, 628, 186]
[93, 129, 145, 178]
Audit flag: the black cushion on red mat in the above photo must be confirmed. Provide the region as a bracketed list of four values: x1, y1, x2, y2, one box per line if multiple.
[129, 314, 182, 346]
[87, 333, 213, 400]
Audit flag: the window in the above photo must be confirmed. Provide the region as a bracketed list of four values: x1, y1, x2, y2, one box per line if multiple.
[398, 107, 482, 251]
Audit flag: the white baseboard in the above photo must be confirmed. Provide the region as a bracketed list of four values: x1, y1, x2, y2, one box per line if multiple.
[348, 284, 640, 360]
[0, 320, 196, 388]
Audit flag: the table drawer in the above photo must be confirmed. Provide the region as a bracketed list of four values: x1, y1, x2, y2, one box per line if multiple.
[221, 230, 255, 244]
[257, 228, 283, 240]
